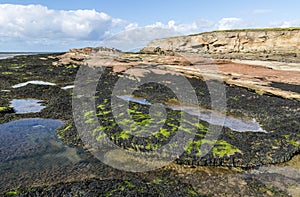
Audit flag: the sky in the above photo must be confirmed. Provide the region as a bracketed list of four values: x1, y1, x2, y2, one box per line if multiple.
[0, 0, 299, 52]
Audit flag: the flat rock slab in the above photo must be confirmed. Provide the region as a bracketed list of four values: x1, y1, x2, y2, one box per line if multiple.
[83, 53, 300, 100]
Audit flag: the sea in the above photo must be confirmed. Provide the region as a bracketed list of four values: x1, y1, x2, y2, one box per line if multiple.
[0, 52, 51, 60]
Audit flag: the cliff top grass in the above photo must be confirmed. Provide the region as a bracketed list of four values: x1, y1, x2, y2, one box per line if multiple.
[194, 26, 300, 35]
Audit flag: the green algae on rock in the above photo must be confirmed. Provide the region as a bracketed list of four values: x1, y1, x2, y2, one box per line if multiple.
[70, 66, 299, 168]
[7, 178, 202, 197]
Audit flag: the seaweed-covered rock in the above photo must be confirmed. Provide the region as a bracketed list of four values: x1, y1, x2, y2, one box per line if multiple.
[4, 178, 202, 197]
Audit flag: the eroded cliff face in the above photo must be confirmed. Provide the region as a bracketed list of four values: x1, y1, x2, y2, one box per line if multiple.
[141, 28, 300, 62]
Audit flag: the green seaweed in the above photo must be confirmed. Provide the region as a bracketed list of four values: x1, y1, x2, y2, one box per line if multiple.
[286, 139, 300, 147]
[66, 64, 78, 69]
[117, 118, 131, 126]
[104, 183, 126, 197]
[184, 139, 241, 157]
[84, 110, 94, 118]
[159, 128, 171, 138]
[212, 140, 241, 157]
[136, 118, 152, 126]
[97, 104, 106, 110]
[1, 71, 13, 75]
[230, 96, 239, 102]
[185, 140, 194, 155]
[119, 131, 130, 140]
[283, 135, 300, 147]
[96, 133, 107, 141]
[124, 180, 135, 188]
[85, 118, 96, 124]
[0, 106, 12, 113]
[0, 106, 8, 112]
[6, 190, 19, 195]
[63, 125, 72, 131]
[188, 188, 199, 196]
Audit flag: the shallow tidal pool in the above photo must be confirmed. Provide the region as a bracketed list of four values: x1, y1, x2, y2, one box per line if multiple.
[9, 99, 46, 114]
[0, 118, 90, 191]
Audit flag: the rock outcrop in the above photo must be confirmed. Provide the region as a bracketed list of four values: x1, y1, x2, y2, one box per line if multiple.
[52, 47, 121, 66]
[141, 28, 300, 62]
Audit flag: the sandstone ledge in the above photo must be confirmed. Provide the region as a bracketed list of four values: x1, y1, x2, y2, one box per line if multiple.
[141, 28, 300, 63]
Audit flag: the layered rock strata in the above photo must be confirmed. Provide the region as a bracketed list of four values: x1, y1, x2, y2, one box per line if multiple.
[141, 28, 300, 63]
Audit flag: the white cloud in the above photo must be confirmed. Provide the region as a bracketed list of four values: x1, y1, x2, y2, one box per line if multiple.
[270, 20, 300, 28]
[99, 20, 214, 52]
[217, 17, 245, 30]
[1, 4, 213, 51]
[0, 4, 214, 51]
[4, 4, 291, 52]
[125, 23, 139, 31]
[0, 4, 124, 51]
[144, 20, 213, 34]
[99, 26, 182, 52]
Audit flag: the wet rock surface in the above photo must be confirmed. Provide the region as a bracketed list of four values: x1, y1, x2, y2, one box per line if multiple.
[5, 178, 202, 197]
[77, 66, 299, 168]
[0, 52, 299, 196]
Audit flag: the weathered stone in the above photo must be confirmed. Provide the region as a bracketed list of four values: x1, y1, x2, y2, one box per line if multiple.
[141, 28, 300, 63]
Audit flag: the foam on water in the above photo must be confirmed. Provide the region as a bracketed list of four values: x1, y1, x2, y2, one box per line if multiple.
[61, 85, 75, 90]
[12, 80, 56, 88]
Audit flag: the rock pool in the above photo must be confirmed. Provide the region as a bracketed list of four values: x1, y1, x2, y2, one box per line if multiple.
[117, 95, 266, 133]
[9, 99, 46, 114]
[0, 118, 89, 191]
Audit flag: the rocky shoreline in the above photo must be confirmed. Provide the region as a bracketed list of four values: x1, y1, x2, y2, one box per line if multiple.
[0, 52, 298, 196]
[0, 29, 299, 196]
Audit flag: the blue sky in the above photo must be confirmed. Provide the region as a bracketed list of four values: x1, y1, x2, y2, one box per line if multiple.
[0, 0, 299, 51]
